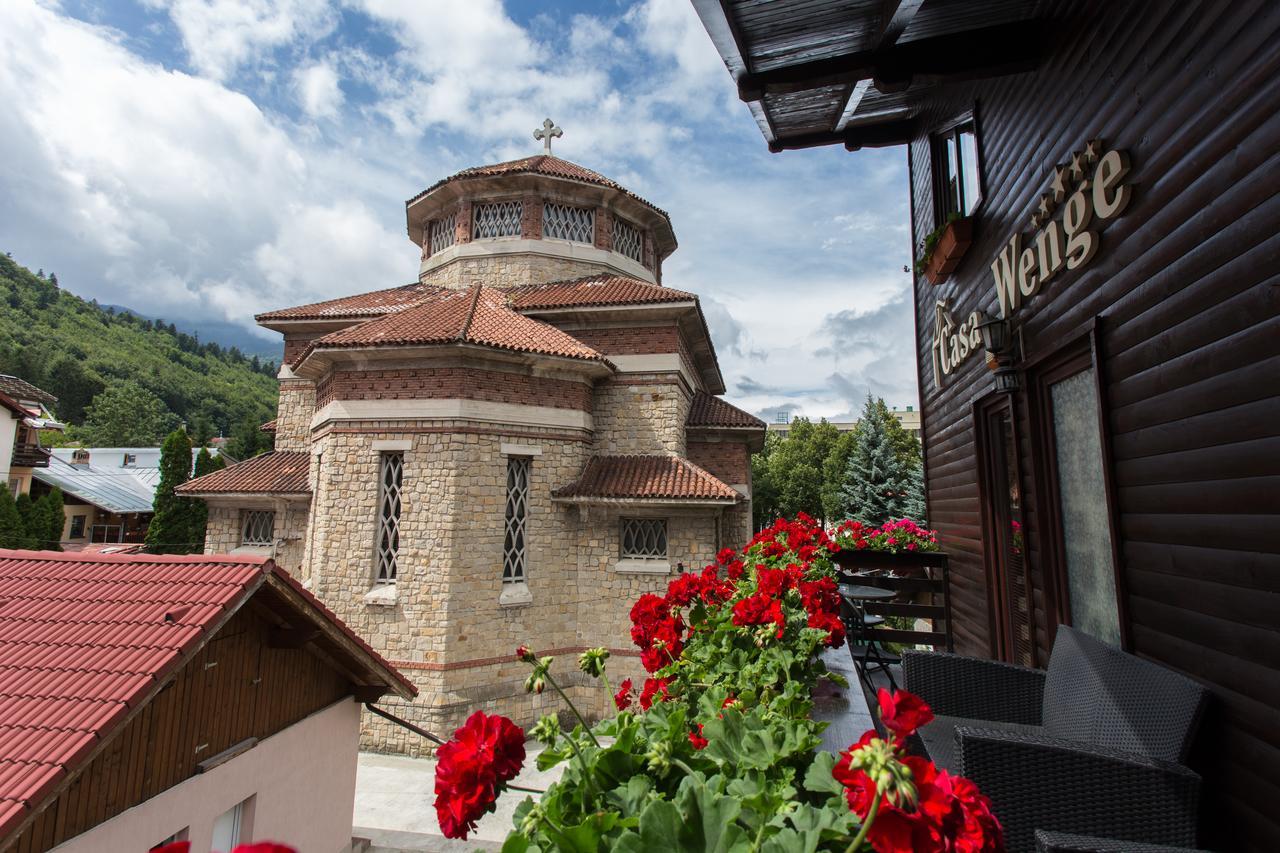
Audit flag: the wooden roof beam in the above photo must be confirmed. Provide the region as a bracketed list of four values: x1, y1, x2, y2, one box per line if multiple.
[738, 20, 1044, 102]
[876, 0, 926, 48]
[768, 119, 919, 154]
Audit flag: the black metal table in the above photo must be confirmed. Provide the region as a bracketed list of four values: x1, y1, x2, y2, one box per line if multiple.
[839, 583, 899, 692]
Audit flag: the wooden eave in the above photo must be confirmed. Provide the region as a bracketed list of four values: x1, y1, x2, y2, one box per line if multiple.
[693, 0, 1049, 152]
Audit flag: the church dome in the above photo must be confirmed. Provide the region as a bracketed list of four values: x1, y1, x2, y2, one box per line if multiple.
[406, 130, 677, 290]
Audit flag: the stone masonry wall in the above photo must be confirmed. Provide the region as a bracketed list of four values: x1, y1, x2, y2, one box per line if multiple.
[315, 367, 592, 411]
[202, 500, 311, 576]
[421, 253, 610, 290]
[274, 381, 316, 452]
[591, 377, 691, 456]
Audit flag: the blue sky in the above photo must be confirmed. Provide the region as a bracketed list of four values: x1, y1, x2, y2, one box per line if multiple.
[0, 0, 917, 419]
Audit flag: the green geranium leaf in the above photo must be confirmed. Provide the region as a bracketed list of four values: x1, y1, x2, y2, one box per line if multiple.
[803, 751, 844, 796]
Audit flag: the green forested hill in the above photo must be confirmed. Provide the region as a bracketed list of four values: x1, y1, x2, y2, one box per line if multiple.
[0, 253, 278, 447]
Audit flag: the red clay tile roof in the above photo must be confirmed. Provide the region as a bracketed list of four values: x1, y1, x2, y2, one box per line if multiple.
[687, 392, 766, 429]
[0, 550, 414, 841]
[0, 375, 55, 405]
[260, 419, 277, 432]
[552, 455, 741, 502]
[176, 451, 310, 496]
[296, 285, 609, 367]
[508, 275, 695, 310]
[408, 155, 670, 221]
[256, 282, 445, 323]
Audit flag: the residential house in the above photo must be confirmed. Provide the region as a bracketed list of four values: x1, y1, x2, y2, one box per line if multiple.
[0, 375, 62, 496]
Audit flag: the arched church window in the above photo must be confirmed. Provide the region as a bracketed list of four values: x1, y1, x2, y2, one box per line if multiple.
[503, 457, 530, 583]
[375, 452, 402, 583]
[612, 218, 643, 263]
[543, 202, 595, 243]
[429, 213, 457, 255]
[472, 201, 523, 239]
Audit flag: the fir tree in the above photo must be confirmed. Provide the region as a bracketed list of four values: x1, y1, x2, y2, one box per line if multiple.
[840, 394, 913, 526]
[146, 428, 200, 554]
[0, 489, 24, 548]
[31, 488, 65, 550]
[186, 448, 227, 552]
[903, 462, 927, 524]
[14, 494, 40, 549]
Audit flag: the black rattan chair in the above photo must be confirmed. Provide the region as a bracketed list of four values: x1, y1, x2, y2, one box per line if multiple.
[1035, 830, 1209, 852]
[903, 626, 1210, 853]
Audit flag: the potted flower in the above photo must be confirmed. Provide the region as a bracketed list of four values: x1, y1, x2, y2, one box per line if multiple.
[914, 214, 974, 285]
[829, 518, 943, 574]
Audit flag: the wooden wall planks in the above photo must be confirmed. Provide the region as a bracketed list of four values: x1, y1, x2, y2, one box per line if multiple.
[906, 1, 1280, 848]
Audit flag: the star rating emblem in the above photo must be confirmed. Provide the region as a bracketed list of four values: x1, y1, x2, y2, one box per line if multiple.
[1069, 151, 1088, 182]
[1083, 138, 1103, 163]
[1050, 164, 1070, 202]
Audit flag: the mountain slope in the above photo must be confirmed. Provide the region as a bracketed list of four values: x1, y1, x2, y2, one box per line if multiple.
[0, 253, 278, 436]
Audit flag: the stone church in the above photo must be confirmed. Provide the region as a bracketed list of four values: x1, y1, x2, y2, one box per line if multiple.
[179, 128, 765, 751]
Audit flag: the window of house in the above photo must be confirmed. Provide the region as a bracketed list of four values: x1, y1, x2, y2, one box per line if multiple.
[69, 514, 86, 539]
[620, 518, 668, 560]
[122, 453, 137, 466]
[612, 217, 643, 263]
[472, 201, 523, 239]
[429, 213, 457, 255]
[211, 797, 253, 853]
[240, 510, 275, 546]
[375, 453, 403, 583]
[151, 829, 188, 850]
[502, 457, 530, 583]
[543, 202, 595, 243]
[933, 119, 982, 222]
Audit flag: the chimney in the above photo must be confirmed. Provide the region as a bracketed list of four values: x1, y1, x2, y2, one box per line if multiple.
[71, 448, 91, 467]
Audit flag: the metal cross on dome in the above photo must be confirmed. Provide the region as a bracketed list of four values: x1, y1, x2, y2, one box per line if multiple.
[534, 118, 562, 154]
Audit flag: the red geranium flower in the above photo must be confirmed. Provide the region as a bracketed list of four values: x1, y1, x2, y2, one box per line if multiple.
[433, 711, 526, 840]
[688, 723, 708, 750]
[732, 592, 786, 637]
[232, 845, 298, 853]
[878, 688, 934, 737]
[638, 676, 670, 710]
[614, 677, 634, 710]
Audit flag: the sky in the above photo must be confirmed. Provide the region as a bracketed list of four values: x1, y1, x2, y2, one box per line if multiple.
[0, 0, 919, 420]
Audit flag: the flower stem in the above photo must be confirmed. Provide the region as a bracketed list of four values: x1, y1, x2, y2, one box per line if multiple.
[845, 789, 882, 853]
[507, 783, 545, 794]
[544, 670, 602, 748]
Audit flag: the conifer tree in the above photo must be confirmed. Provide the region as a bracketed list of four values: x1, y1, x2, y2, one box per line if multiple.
[186, 448, 226, 553]
[0, 488, 24, 548]
[840, 394, 912, 526]
[903, 462, 927, 524]
[14, 494, 41, 549]
[27, 489, 65, 550]
[146, 428, 200, 554]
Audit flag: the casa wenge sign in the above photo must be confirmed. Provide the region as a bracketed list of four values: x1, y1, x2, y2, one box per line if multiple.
[932, 139, 1134, 386]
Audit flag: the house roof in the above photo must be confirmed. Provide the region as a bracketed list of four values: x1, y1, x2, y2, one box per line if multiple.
[0, 550, 415, 842]
[260, 419, 277, 432]
[0, 375, 56, 405]
[31, 457, 156, 515]
[407, 155, 670, 222]
[294, 285, 610, 368]
[686, 392, 767, 429]
[176, 451, 310, 497]
[552, 455, 741, 503]
[256, 282, 443, 323]
[508, 275, 695, 310]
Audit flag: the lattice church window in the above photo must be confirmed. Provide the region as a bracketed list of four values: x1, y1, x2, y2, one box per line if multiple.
[543, 202, 595, 243]
[620, 518, 667, 559]
[503, 457, 530, 583]
[429, 213, 457, 255]
[612, 217, 643, 263]
[240, 510, 275, 546]
[375, 452, 403, 583]
[472, 201, 523, 239]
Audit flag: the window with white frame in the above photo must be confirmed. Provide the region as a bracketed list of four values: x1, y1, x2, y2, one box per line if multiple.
[472, 200, 523, 239]
[502, 457, 530, 583]
[543, 202, 595, 243]
[932, 118, 982, 223]
[620, 518, 668, 560]
[612, 217, 642, 263]
[375, 453, 403, 583]
[429, 213, 457, 255]
[240, 510, 275, 546]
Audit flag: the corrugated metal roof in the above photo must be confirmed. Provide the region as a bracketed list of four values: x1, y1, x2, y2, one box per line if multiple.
[31, 457, 155, 515]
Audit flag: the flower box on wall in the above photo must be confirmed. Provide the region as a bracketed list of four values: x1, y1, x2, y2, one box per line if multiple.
[922, 216, 974, 285]
[831, 547, 948, 574]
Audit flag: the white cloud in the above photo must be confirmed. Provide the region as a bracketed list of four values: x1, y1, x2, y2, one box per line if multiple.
[146, 0, 338, 80]
[293, 61, 343, 118]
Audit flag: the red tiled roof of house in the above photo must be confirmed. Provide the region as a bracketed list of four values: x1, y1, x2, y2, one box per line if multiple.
[175, 451, 309, 496]
[508, 275, 695, 310]
[407, 155, 670, 221]
[256, 282, 445, 323]
[296, 285, 610, 367]
[0, 375, 55, 405]
[552, 455, 741, 502]
[0, 550, 415, 841]
[686, 392, 766, 429]
[260, 419, 277, 432]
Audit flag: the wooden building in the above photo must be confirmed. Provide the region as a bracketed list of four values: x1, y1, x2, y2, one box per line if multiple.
[0, 550, 415, 853]
[694, 1, 1280, 849]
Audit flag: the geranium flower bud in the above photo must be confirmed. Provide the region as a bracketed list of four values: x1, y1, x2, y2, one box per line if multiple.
[515, 644, 535, 663]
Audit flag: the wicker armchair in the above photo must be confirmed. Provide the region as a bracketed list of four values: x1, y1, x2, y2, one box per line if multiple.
[902, 626, 1210, 853]
[1035, 830, 1209, 852]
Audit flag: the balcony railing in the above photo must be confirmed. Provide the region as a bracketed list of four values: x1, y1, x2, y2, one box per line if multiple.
[11, 442, 51, 468]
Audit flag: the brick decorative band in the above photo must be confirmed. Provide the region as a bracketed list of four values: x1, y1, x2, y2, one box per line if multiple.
[569, 325, 678, 355]
[389, 646, 641, 672]
[314, 424, 592, 443]
[315, 366, 592, 411]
